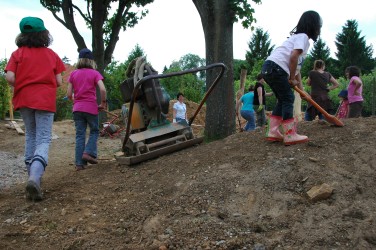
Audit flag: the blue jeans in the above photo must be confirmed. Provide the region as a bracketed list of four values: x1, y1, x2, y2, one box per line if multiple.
[73, 112, 99, 166]
[304, 110, 324, 121]
[261, 60, 294, 120]
[240, 110, 256, 131]
[20, 108, 54, 169]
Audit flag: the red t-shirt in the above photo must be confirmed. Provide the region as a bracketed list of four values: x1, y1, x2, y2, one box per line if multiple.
[5, 47, 66, 112]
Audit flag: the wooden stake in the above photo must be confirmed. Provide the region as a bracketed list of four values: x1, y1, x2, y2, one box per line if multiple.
[8, 87, 13, 121]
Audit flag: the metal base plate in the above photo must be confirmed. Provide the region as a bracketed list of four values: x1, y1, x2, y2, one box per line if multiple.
[116, 137, 204, 166]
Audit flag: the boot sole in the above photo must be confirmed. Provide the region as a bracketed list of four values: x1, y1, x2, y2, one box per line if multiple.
[266, 137, 283, 142]
[26, 180, 43, 201]
[284, 138, 309, 146]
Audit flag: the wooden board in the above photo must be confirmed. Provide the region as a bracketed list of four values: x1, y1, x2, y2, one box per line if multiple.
[10, 121, 25, 135]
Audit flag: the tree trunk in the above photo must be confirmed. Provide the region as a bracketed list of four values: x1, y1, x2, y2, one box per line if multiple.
[192, 0, 235, 140]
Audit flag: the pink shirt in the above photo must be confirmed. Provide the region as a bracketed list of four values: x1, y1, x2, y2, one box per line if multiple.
[347, 76, 363, 104]
[68, 68, 104, 115]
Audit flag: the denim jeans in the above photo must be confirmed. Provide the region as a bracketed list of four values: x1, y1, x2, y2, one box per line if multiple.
[20, 108, 54, 169]
[261, 60, 294, 120]
[304, 110, 324, 121]
[240, 110, 256, 131]
[73, 111, 99, 166]
[254, 105, 266, 126]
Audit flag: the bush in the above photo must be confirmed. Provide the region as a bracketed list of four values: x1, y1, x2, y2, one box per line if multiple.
[55, 87, 73, 121]
[0, 59, 11, 120]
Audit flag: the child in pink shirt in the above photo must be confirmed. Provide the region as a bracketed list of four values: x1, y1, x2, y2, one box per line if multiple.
[67, 48, 106, 170]
[345, 66, 363, 118]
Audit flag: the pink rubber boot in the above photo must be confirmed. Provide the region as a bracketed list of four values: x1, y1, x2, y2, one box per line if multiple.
[265, 115, 283, 142]
[282, 118, 308, 145]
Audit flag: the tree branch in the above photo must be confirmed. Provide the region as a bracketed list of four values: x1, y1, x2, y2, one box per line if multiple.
[52, 12, 68, 29]
[72, 3, 91, 23]
[104, 1, 128, 65]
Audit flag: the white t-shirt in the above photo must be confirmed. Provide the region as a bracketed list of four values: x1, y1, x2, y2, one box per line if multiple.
[266, 33, 310, 77]
[173, 101, 186, 119]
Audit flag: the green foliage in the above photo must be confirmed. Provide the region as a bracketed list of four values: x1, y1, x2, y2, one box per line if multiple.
[229, 0, 261, 29]
[160, 54, 206, 103]
[55, 87, 73, 121]
[160, 65, 205, 103]
[233, 59, 248, 80]
[104, 61, 127, 110]
[310, 38, 331, 62]
[359, 72, 376, 116]
[300, 55, 313, 79]
[246, 27, 275, 70]
[335, 20, 375, 75]
[40, 0, 154, 74]
[0, 59, 11, 119]
[104, 44, 146, 110]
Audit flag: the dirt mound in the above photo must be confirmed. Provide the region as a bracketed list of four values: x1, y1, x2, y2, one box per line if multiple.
[1, 117, 376, 249]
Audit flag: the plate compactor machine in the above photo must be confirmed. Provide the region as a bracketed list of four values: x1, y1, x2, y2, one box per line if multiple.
[114, 57, 226, 166]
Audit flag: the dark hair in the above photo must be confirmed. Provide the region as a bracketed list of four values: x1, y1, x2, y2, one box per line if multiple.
[291, 10, 322, 42]
[345, 66, 361, 78]
[256, 73, 264, 81]
[177, 92, 184, 99]
[248, 85, 254, 92]
[313, 59, 325, 70]
[15, 30, 53, 48]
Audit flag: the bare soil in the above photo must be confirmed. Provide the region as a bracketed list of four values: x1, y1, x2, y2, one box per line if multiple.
[0, 105, 376, 249]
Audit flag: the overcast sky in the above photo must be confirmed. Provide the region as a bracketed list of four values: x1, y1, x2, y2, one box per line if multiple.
[1, 0, 375, 72]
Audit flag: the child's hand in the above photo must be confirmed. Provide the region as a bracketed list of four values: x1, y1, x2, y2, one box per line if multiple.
[288, 79, 299, 87]
[98, 100, 107, 111]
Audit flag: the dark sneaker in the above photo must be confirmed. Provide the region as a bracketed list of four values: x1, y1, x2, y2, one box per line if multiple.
[82, 153, 98, 164]
[26, 180, 43, 201]
[75, 165, 86, 171]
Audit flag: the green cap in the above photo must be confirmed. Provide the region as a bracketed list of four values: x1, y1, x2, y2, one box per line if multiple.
[19, 17, 46, 33]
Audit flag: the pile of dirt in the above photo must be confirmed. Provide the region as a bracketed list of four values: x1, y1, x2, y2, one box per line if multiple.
[1, 116, 376, 249]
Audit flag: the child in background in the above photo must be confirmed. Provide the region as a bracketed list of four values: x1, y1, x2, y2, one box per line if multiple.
[345, 66, 364, 118]
[67, 48, 107, 171]
[5, 17, 66, 201]
[236, 85, 256, 131]
[261, 10, 322, 145]
[336, 90, 349, 119]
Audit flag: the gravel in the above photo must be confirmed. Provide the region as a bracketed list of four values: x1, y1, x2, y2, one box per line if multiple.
[0, 151, 27, 190]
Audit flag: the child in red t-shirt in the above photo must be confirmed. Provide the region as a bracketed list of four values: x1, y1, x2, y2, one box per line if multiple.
[336, 90, 349, 119]
[5, 17, 65, 201]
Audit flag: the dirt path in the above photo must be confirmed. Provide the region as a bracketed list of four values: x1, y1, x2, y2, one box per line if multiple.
[1, 117, 376, 249]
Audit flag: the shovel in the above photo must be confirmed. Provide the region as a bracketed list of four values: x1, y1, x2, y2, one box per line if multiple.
[237, 114, 244, 132]
[293, 86, 344, 127]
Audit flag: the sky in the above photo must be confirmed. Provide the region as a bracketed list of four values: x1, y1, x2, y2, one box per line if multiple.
[1, 0, 376, 73]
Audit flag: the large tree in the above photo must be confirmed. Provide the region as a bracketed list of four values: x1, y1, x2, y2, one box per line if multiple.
[335, 20, 375, 75]
[245, 27, 275, 70]
[310, 38, 330, 62]
[40, 0, 154, 74]
[192, 0, 261, 140]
